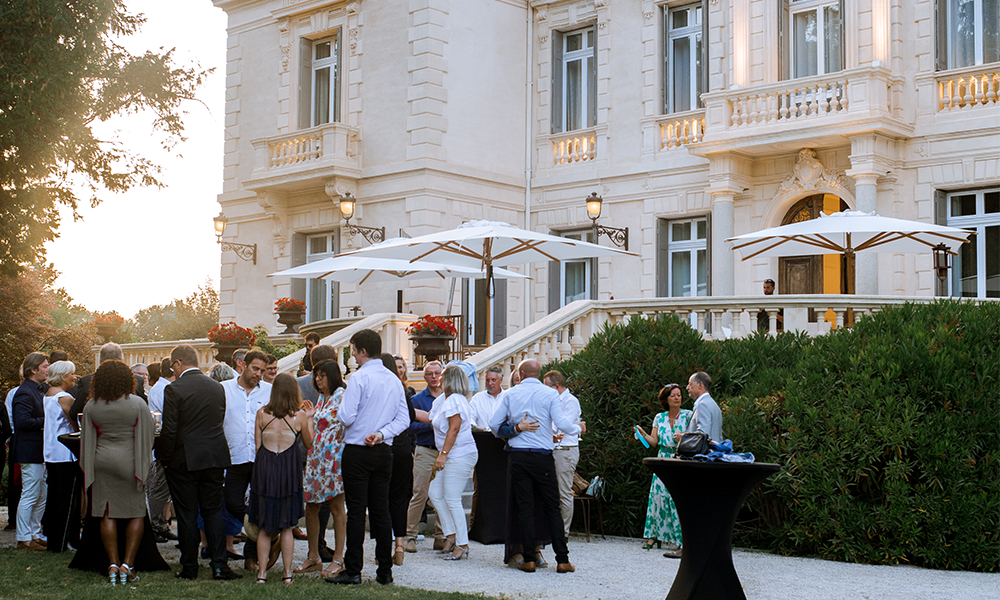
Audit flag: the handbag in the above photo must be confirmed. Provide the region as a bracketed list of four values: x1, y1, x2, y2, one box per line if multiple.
[677, 431, 710, 457]
[585, 475, 606, 499]
[572, 472, 590, 496]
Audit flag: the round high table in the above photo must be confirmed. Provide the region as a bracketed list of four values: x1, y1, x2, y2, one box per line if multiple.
[643, 458, 780, 600]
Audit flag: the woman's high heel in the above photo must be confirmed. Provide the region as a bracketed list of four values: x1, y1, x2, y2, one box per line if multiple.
[437, 540, 456, 554]
[108, 565, 119, 586]
[443, 546, 469, 561]
[120, 563, 139, 584]
[642, 538, 661, 550]
[393, 544, 405, 565]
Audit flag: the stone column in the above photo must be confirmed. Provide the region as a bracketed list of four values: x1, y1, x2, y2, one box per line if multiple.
[852, 174, 879, 295]
[711, 193, 735, 298]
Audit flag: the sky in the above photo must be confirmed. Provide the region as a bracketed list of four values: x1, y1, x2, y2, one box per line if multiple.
[43, 0, 229, 318]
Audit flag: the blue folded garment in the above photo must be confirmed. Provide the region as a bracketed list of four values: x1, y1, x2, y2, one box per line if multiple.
[682, 439, 754, 463]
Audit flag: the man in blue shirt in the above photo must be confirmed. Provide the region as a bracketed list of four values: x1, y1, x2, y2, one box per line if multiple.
[489, 359, 585, 574]
[402, 360, 445, 552]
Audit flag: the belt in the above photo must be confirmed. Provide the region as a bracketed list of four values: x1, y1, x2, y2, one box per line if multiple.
[554, 446, 578, 450]
[510, 448, 552, 454]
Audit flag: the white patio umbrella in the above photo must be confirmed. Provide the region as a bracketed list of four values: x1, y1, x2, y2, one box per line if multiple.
[268, 255, 528, 285]
[340, 219, 636, 294]
[726, 210, 973, 261]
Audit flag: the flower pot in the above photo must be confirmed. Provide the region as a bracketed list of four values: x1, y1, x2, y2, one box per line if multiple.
[96, 323, 119, 343]
[276, 309, 305, 334]
[409, 334, 456, 364]
[213, 344, 241, 367]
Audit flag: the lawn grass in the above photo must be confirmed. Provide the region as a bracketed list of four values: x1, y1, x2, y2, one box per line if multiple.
[0, 548, 497, 600]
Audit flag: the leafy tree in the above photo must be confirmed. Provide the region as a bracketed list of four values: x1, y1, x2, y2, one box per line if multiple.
[251, 325, 304, 361]
[0, 0, 211, 275]
[130, 280, 220, 342]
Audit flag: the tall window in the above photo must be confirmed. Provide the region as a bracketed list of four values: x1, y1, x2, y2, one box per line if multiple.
[666, 218, 708, 298]
[311, 36, 340, 127]
[946, 188, 999, 298]
[551, 26, 597, 133]
[941, 0, 1000, 69]
[548, 230, 596, 313]
[786, 0, 843, 79]
[663, 3, 704, 113]
[305, 232, 340, 322]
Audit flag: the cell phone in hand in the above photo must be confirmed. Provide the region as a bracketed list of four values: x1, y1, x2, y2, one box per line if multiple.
[635, 425, 650, 448]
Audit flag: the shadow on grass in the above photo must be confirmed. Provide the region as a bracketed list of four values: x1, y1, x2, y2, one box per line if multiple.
[0, 548, 496, 600]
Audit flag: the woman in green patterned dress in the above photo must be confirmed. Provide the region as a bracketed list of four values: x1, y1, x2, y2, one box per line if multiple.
[635, 384, 692, 558]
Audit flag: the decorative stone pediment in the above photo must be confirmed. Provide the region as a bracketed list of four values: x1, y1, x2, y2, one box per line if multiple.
[777, 149, 848, 197]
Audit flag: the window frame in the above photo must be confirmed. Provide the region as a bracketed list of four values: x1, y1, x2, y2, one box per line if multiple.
[304, 231, 341, 322]
[941, 0, 999, 69]
[665, 217, 710, 298]
[304, 33, 342, 129]
[550, 25, 598, 134]
[662, 2, 706, 114]
[779, 0, 845, 80]
[944, 187, 1000, 299]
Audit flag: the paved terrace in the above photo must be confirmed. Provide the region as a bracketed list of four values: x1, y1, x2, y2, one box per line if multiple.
[2, 509, 995, 599]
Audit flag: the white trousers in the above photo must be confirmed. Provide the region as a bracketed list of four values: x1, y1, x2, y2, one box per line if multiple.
[427, 451, 477, 546]
[16, 462, 47, 542]
[554, 446, 579, 536]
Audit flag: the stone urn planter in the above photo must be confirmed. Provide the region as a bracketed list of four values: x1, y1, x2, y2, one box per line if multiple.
[274, 298, 307, 334]
[96, 323, 120, 343]
[409, 334, 456, 364]
[93, 313, 124, 343]
[213, 344, 241, 366]
[207, 322, 257, 367]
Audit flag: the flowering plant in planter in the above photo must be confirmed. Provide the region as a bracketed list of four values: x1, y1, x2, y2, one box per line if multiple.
[93, 312, 125, 327]
[406, 315, 458, 337]
[274, 297, 306, 312]
[207, 322, 257, 346]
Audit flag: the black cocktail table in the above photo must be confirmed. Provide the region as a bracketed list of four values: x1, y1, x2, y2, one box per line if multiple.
[643, 458, 780, 600]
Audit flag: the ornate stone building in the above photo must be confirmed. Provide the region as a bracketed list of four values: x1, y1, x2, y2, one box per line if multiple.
[212, 0, 999, 340]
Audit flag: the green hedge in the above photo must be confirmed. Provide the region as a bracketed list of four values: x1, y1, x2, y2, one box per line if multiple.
[547, 300, 998, 572]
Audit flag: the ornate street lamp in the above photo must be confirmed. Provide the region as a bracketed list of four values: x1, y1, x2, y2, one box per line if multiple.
[585, 192, 628, 251]
[339, 191, 386, 245]
[213, 212, 257, 265]
[933, 243, 951, 282]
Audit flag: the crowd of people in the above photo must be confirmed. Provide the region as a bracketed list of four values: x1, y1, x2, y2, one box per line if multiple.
[2, 327, 721, 586]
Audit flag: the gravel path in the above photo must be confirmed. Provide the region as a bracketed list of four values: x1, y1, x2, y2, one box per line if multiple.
[3, 509, 995, 599]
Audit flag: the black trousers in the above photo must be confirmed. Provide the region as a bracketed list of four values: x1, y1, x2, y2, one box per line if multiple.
[6, 456, 20, 526]
[388, 434, 414, 539]
[43, 461, 81, 552]
[165, 465, 227, 570]
[223, 461, 257, 559]
[342, 444, 393, 578]
[510, 451, 569, 564]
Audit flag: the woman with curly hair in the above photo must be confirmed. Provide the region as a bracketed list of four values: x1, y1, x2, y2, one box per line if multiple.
[81, 360, 155, 585]
[635, 383, 692, 558]
[294, 359, 347, 578]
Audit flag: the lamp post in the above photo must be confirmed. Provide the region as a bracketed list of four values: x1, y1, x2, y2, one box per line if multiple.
[585, 192, 628, 251]
[213, 212, 257, 265]
[339, 191, 386, 245]
[933, 243, 951, 296]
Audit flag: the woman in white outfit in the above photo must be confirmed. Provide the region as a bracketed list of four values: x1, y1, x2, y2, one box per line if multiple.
[426, 363, 478, 560]
[43, 361, 81, 552]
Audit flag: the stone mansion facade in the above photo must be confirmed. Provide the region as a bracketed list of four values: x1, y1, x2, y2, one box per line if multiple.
[211, 0, 999, 342]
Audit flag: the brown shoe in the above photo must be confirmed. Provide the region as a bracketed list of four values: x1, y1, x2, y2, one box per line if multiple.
[556, 562, 575, 573]
[518, 561, 536, 573]
[33, 538, 48, 548]
[244, 558, 259, 572]
[433, 537, 446, 550]
[292, 527, 308, 540]
[16, 540, 45, 551]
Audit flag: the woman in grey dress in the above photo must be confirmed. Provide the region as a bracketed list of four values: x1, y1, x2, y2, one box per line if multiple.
[81, 360, 154, 586]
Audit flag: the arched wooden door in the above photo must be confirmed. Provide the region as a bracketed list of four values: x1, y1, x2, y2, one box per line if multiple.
[778, 195, 851, 320]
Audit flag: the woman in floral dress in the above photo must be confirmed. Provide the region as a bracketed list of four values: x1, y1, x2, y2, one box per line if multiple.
[295, 360, 347, 577]
[635, 383, 692, 558]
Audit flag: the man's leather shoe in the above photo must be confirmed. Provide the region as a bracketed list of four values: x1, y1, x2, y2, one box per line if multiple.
[153, 533, 167, 543]
[556, 562, 576, 573]
[403, 537, 418, 553]
[318, 545, 334, 562]
[376, 573, 393, 585]
[160, 530, 178, 541]
[213, 566, 242, 580]
[175, 567, 198, 580]
[326, 572, 362, 584]
[518, 561, 536, 573]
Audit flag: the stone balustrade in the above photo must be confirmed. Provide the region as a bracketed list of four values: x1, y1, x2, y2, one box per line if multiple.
[92, 334, 304, 373]
[729, 77, 848, 127]
[551, 129, 597, 164]
[937, 67, 1000, 111]
[247, 122, 361, 187]
[658, 109, 706, 149]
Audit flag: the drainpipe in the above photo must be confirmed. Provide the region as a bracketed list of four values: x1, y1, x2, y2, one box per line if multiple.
[523, 4, 534, 330]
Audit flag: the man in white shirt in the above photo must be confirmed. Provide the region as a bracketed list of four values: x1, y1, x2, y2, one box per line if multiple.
[489, 359, 585, 575]
[221, 350, 272, 566]
[543, 370, 582, 537]
[684, 371, 723, 443]
[147, 358, 177, 541]
[469, 366, 504, 430]
[327, 329, 409, 586]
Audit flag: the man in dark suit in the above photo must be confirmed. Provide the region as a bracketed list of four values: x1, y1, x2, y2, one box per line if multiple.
[69, 343, 146, 423]
[157, 344, 240, 580]
[11, 352, 50, 550]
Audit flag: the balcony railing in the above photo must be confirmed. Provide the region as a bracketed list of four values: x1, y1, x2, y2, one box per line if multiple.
[551, 129, 597, 165]
[730, 79, 847, 127]
[247, 122, 361, 189]
[658, 110, 706, 149]
[937, 67, 1000, 111]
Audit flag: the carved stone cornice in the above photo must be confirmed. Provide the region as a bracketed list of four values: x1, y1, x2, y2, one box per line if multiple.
[777, 149, 848, 197]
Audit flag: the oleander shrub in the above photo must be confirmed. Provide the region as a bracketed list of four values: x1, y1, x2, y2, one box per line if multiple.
[546, 300, 999, 572]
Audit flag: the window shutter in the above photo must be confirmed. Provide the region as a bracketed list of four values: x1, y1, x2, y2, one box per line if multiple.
[934, 189, 948, 225]
[291, 232, 307, 303]
[551, 30, 564, 134]
[299, 40, 312, 129]
[663, 8, 671, 114]
[838, 0, 846, 70]
[548, 261, 561, 313]
[700, 0, 709, 107]
[493, 279, 508, 342]
[589, 23, 598, 128]
[333, 28, 343, 123]
[705, 212, 713, 296]
[657, 219, 670, 297]
[777, 0, 789, 80]
[934, 0, 948, 71]
[589, 257, 598, 299]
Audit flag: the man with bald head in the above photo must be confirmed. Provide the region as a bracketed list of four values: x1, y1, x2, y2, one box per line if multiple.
[489, 359, 586, 574]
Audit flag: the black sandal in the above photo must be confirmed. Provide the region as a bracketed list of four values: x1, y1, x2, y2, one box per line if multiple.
[282, 575, 294, 585]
